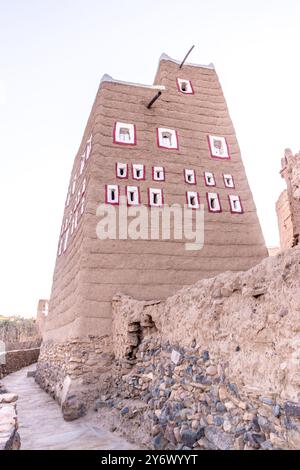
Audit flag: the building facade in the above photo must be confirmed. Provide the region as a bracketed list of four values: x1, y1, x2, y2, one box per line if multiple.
[277, 149, 300, 250]
[36, 53, 267, 415]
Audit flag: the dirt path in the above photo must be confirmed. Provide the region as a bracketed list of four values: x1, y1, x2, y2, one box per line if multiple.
[2, 365, 136, 450]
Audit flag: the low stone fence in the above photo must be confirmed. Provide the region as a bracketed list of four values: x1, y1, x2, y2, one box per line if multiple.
[0, 348, 40, 379]
[0, 384, 20, 450]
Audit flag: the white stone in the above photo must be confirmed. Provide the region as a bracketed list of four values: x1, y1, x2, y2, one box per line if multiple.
[171, 349, 181, 365]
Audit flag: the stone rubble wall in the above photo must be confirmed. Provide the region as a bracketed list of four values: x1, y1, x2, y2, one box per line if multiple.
[101, 245, 300, 450]
[0, 348, 40, 379]
[0, 383, 20, 450]
[35, 337, 114, 421]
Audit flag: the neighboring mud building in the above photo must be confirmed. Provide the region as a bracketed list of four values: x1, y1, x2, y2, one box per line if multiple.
[277, 149, 300, 250]
[36, 53, 267, 413]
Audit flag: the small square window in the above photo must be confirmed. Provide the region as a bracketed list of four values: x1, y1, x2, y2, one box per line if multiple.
[63, 228, 70, 253]
[80, 196, 85, 215]
[148, 188, 163, 207]
[80, 154, 85, 175]
[204, 171, 216, 187]
[106, 184, 119, 205]
[113, 122, 136, 145]
[184, 169, 196, 185]
[82, 178, 86, 194]
[186, 191, 200, 209]
[207, 192, 222, 213]
[223, 173, 235, 188]
[157, 128, 179, 150]
[228, 195, 243, 213]
[116, 162, 128, 179]
[85, 135, 92, 160]
[152, 166, 165, 181]
[71, 174, 77, 195]
[177, 78, 194, 95]
[126, 186, 140, 206]
[66, 190, 71, 207]
[208, 135, 230, 159]
[58, 238, 63, 256]
[132, 164, 145, 180]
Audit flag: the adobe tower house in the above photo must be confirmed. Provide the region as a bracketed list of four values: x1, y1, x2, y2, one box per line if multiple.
[276, 148, 300, 250]
[36, 53, 267, 416]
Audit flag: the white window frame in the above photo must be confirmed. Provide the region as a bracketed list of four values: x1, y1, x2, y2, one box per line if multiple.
[148, 188, 163, 207]
[157, 128, 179, 150]
[228, 194, 243, 213]
[204, 171, 216, 187]
[208, 135, 230, 159]
[116, 162, 128, 179]
[223, 173, 235, 188]
[177, 78, 194, 95]
[126, 186, 140, 206]
[114, 122, 136, 145]
[186, 191, 200, 209]
[207, 192, 222, 213]
[132, 163, 145, 180]
[85, 135, 92, 160]
[106, 184, 119, 205]
[153, 166, 165, 181]
[184, 169, 196, 185]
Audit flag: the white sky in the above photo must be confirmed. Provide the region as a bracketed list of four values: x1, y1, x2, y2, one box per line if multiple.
[0, 0, 299, 317]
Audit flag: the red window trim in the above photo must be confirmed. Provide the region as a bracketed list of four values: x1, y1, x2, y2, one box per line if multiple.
[125, 186, 141, 206]
[206, 192, 222, 213]
[147, 187, 164, 207]
[113, 122, 137, 146]
[116, 162, 128, 179]
[228, 195, 244, 214]
[156, 128, 179, 150]
[184, 168, 197, 185]
[203, 171, 216, 187]
[152, 166, 165, 182]
[186, 191, 200, 210]
[176, 78, 195, 95]
[105, 184, 120, 205]
[223, 173, 235, 189]
[132, 163, 146, 181]
[207, 135, 231, 160]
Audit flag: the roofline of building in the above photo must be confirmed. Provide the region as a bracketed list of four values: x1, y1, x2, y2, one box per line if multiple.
[159, 53, 215, 70]
[100, 74, 166, 90]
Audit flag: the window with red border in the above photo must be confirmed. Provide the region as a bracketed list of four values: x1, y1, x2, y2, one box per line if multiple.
[207, 135, 230, 160]
[148, 188, 164, 207]
[113, 122, 136, 145]
[228, 195, 243, 214]
[157, 128, 179, 150]
[223, 173, 235, 188]
[177, 78, 194, 95]
[184, 169, 196, 185]
[105, 184, 120, 205]
[116, 162, 128, 179]
[207, 192, 222, 213]
[204, 171, 216, 187]
[186, 191, 200, 209]
[126, 186, 140, 206]
[153, 166, 165, 181]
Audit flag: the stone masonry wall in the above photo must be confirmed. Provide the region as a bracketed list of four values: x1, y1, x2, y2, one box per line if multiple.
[0, 383, 20, 450]
[0, 349, 40, 380]
[35, 337, 114, 421]
[96, 245, 300, 450]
